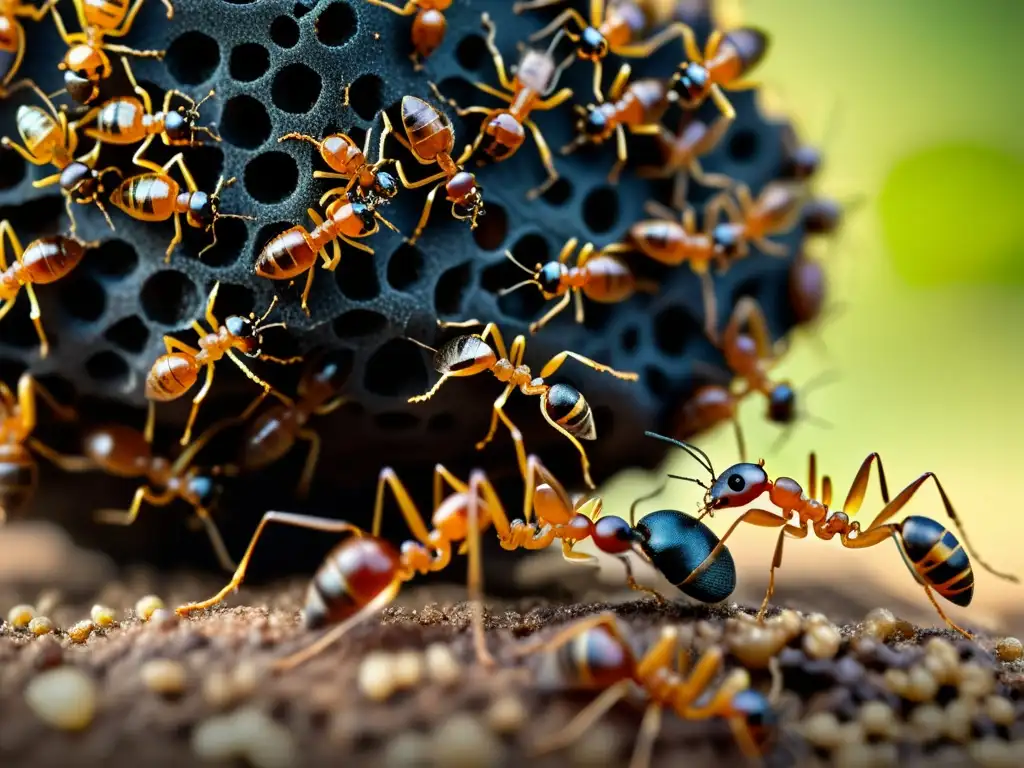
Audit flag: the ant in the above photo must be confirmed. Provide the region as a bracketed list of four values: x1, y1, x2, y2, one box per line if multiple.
[175, 462, 498, 670]
[499, 237, 655, 334]
[32, 408, 238, 571]
[0, 372, 76, 524]
[788, 253, 826, 328]
[407, 319, 638, 489]
[514, 0, 694, 102]
[50, 0, 171, 105]
[364, 0, 451, 70]
[145, 281, 300, 448]
[429, 13, 574, 200]
[0, 221, 97, 358]
[707, 181, 807, 260]
[671, 25, 769, 120]
[649, 432, 1021, 638]
[0, 1, 59, 98]
[109, 157, 251, 263]
[561, 63, 670, 183]
[1, 82, 121, 232]
[384, 95, 483, 244]
[514, 613, 774, 766]
[79, 57, 219, 160]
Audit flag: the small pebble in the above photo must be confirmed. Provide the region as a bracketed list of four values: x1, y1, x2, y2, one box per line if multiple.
[984, 695, 1016, 726]
[771, 609, 804, 638]
[569, 721, 622, 766]
[486, 695, 527, 734]
[835, 742, 897, 768]
[801, 711, 843, 750]
[358, 652, 396, 702]
[7, 604, 34, 629]
[803, 622, 842, 660]
[135, 595, 164, 622]
[859, 701, 897, 739]
[147, 608, 180, 630]
[28, 616, 55, 636]
[67, 620, 95, 644]
[390, 650, 424, 690]
[908, 704, 944, 741]
[90, 604, 117, 628]
[203, 663, 260, 709]
[384, 732, 431, 767]
[862, 608, 896, 642]
[995, 636, 1023, 663]
[25, 667, 97, 730]
[141, 659, 187, 696]
[901, 665, 938, 702]
[430, 713, 501, 768]
[192, 707, 295, 768]
[942, 697, 974, 742]
[424, 643, 460, 686]
[970, 737, 1016, 768]
[958, 662, 995, 699]
[727, 625, 787, 668]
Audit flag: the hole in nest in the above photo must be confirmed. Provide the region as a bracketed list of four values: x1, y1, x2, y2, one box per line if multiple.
[34, 373, 74, 405]
[222, 0, 257, 3]
[542, 177, 572, 206]
[0, 307, 40, 348]
[294, 2, 312, 17]
[178, 144, 224, 194]
[141, 271, 197, 326]
[58, 274, 105, 322]
[104, 315, 149, 354]
[316, 1, 357, 47]
[230, 43, 270, 82]
[0, 358, 26, 381]
[434, 261, 472, 316]
[427, 412, 455, 434]
[373, 412, 419, 431]
[472, 202, 507, 251]
[271, 15, 300, 48]
[334, 253, 380, 300]
[456, 35, 486, 71]
[644, 366, 669, 397]
[220, 95, 271, 149]
[728, 129, 759, 162]
[0, 147, 25, 189]
[348, 74, 383, 121]
[621, 326, 639, 352]
[333, 309, 387, 339]
[386, 243, 424, 292]
[654, 305, 700, 356]
[211, 283, 256, 319]
[244, 152, 299, 204]
[272, 63, 321, 113]
[583, 186, 619, 234]
[166, 31, 220, 85]
[88, 239, 137, 278]
[85, 351, 130, 385]
[201, 217, 249, 268]
[364, 338, 428, 398]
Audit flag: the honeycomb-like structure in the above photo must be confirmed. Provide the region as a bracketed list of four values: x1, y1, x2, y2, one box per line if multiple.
[0, 0, 811, 573]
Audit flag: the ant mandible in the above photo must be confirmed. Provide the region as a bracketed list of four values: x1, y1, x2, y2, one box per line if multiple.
[0, 1, 59, 98]
[499, 237, 655, 334]
[363, 0, 451, 70]
[429, 13, 574, 199]
[145, 282, 300, 447]
[648, 432, 1020, 638]
[50, 0, 171, 105]
[406, 319, 638, 489]
[671, 25, 769, 120]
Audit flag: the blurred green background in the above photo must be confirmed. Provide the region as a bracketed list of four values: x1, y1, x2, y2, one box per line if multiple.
[602, 0, 1024, 628]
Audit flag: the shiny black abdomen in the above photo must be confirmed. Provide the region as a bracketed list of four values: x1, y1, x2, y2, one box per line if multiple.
[634, 509, 736, 602]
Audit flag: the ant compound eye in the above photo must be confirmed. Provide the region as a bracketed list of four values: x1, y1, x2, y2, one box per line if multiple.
[728, 474, 745, 492]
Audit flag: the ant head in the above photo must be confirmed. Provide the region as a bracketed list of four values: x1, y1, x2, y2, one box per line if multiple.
[227, 295, 287, 357]
[789, 255, 826, 325]
[578, 104, 612, 140]
[189, 176, 251, 230]
[187, 473, 224, 511]
[727, 689, 777, 752]
[578, 26, 609, 59]
[712, 222, 742, 258]
[348, 199, 380, 233]
[447, 171, 483, 226]
[434, 335, 498, 378]
[802, 197, 843, 235]
[671, 61, 709, 106]
[482, 112, 525, 160]
[61, 46, 109, 104]
[64, 70, 100, 105]
[59, 162, 99, 201]
[371, 169, 399, 201]
[708, 463, 770, 511]
[785, 144, 822, 181]
[767, 382, 797, 424]
[535, 261, 568, 298]
[164, 109, 192, 142]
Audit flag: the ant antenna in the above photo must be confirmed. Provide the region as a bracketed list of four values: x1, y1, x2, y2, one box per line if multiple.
[211, 175, 234, 200]
[667, 473, 710, 490]
[498, 279, 540, 297]
[503, 249, 538, 276]
[644, 430, 715, 477]
[253, 295, 280, 325]
[404, 337, 438, 354]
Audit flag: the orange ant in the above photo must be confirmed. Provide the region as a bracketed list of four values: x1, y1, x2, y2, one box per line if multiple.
[50, 0, 171, 105]
[32, 409, 238, 571]
[1, 82, 121, 232]
[385, 95, 482, 244]
[0, 372, 76, 524]
[406, 319, 638, 489]
[79, 57, 219, 158]
[513, 612, 774, 766]
[364, 0, 451, 70]
[109, 158, 252, 263]
[499, 237, 656, 334]
[0, 220, 97, 358]
[671, 25, 769, 120]
[145, 281, 300, 448]
[648, 432, 1021, 639]
[0, 1, 59, 98]
[429, 13, 574, 199]
[707, 180, 807, 260]
[561, 63, 670, 183]
[514, 0, 695, 102]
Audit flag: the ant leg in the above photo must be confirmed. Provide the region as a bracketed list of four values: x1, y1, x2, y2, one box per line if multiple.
[523, 119, 561, 200]
[475, 383, 514, 451]
[822, 475, 834, 507]
[753, 236, 789, 258]
[590, 59, 604, 103]
[688, 159, 733, 192]
[709, 84, 737, 121]
[22, 285, 48, 358]
[841, 452, 890, 515]
[643, 200, 681, 222]
[466, 469, 502, 666]
[103, 43, 165, 60]
[538, 405, 596, 489]
[95, 485, 173, 525]
[536, 87, 573, 111]
[28, 439, 95, 472]
[313, 396, 347, 416]
[572, 288, 585, 324]
[725, 79, 762, 92]
[528, 292, 571, 335]
[299, 263, 316, 317]
[131, 135, 164, 174]
[163, 152, 199, 194]
[408, 182, 443, 245]
[1, 138, 48, 165]
[529, 680, 634, 755]
[408, 373, 450, 404]
[0, 219, 17, 271]
[494, 401, 529, 481]
[121, 56, 153, 114]
[175, 511, 369, 615]
[226, 351, 293, 408]
[369, 466, 431, 542]
[756, 522, 809, 621]
[48, 6, 76, 46]
[921, 584, 973, 639]
[163, 212, 182, 263]
[629, 704, 664, 768]
[363, 0, 417, 15]
[278, 132, 325, 150]
[608, 123, 627, 184]
[537, 350, 638, 382]
[22, 374, 75, 423]
[192, 506, 236, 571]
[293, 429, 321, 499]
[614, 22, 694, 59]
[619, 555, 665, 604]
[179, 364, 215, 446]
[557, 237, 579, 263]
[696, 268, 719, 343]
[681, 509, 794, 584]
[20, 0, 60, 22]
[723, 296, 774, 360]
[526, 9, 587, 44]
[162, 335, 200, 356]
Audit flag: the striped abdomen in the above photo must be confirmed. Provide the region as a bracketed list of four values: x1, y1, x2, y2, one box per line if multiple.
[302, 537, 400, 629]
[145, 353, 199, 401]
[630, 220, 697, 266]
[543, 383, 596, 440]
[896, 515, 974, 607]
[109, 174, 180, 222]
[241, 406, 298, 469]
[0, 444, 36, 518]
[580, 255, 635, 303]
[82, 0, 130, 31]
[20, 237, 86, 285]
[400, 96, 454, 162]
[255, 227, 317, 279]
[554, 624, 636, 690]
[92, 98, 147, 143]
[719, 27, 769, 79]
[16, 106, 61, 162]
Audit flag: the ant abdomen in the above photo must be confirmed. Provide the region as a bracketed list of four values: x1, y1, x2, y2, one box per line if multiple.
[898, 515, 974, 607]
[633, 509, 736, 602]
[0, 444, 37, 516]
[242, 407, 300, 470]
[544, 383, 596, 440]
[434, 335, 497, 377]
[256, 227, 318, 280]
[21, 236, 86, 283]
[558, 624, 635, 689]
[723, 28, 770, 73]
[146, 352, 199, 401]
[304, 537, 401, 629]
[83, 425, 152, 477]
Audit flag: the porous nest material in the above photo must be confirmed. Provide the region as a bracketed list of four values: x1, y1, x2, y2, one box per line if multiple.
[0, 0, 812, 570]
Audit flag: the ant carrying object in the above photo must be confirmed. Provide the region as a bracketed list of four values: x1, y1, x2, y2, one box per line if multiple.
[145, 282, 300, 448]
[109, 158, 251, 263]
[648, 432, 1021, 638]
[364, 0, 451, 70]
[51, 0, 171, 105]
[0, 220, 96, 358]
[429, 12, 574, 200]
[0, 372, 76, 524]
[561, 63, 671, 183]
[514, 613, 774, 766]
[671, 25, 769, 120]
[33, 408, 238, 571]
[79, 57, 219, 157]
[514, 0, 695, 102]
[384, 95, 483, 244]
[175, 462, 498, 669]
[1, 81, 121, 232]
[0, 1, 58, 98]
[499, 237, 656, 334]
[406, 319, 638, 489]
